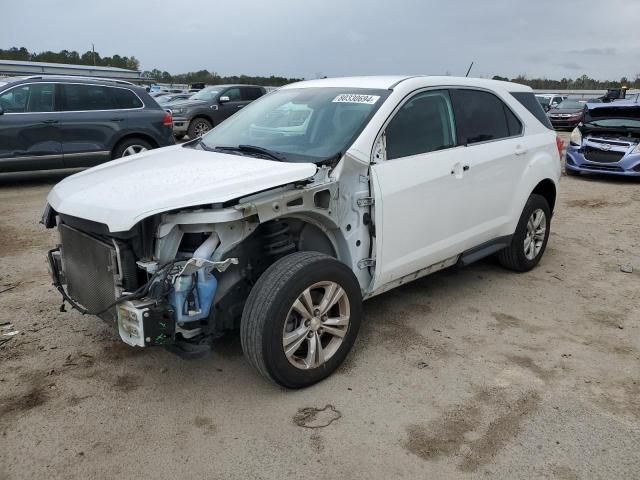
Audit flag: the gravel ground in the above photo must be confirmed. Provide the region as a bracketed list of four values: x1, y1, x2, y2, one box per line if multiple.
[1, 132, 639, 480]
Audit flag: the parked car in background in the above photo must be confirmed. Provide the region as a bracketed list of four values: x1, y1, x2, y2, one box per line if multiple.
[547, 99, 586, 129]
[155, 93, 192, 107]
[566, 100, 640, 176]
[43, 75, 561, 388]
[0, 75, 175, 172]
[536, 94, 566, 112]
[170, 84, 266, 139]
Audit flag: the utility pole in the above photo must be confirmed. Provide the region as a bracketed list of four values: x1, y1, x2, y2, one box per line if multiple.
[91, 43, 96, 66]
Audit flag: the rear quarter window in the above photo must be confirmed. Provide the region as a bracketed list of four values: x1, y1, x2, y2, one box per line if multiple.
[511, 92, 553, 129]
[110, 88, 143, 109]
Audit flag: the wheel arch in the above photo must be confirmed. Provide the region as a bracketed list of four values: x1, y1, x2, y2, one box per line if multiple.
[111, 133, 159, 158]
[189, 114, 214, 127]
[531, 178, 557, 215]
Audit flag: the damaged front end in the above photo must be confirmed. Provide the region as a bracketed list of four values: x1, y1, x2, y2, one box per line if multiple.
[47, 218, 241, 358]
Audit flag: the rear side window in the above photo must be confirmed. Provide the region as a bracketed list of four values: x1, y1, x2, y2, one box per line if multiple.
[505, 107, 523, 136]
[61, 84, 115, 111]
[241, 87, 264, 101]
[450, 89, 514, 145]
[110, 88, 143, 109]
[385, 90, 456, 160]
[511, 92, 553, 129]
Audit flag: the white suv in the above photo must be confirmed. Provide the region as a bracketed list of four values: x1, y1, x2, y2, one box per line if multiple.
[44, 76, 561, 388]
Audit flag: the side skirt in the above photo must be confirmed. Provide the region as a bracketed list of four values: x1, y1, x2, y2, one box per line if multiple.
[456, 235, 512, 267]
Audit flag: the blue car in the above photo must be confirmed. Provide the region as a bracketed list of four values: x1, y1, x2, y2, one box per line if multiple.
[565, 100, 640, 177]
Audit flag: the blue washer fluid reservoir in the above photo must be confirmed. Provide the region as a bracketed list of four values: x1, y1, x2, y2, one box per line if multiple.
[168, 269, 217, 323]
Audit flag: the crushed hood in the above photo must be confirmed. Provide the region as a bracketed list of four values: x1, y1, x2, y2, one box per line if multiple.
[48, 145, 317, 232]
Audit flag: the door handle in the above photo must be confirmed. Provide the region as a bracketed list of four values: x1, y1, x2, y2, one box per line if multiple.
[237, 105, 244, 109]
[110, 118, 125, 122]
[515, 146, 527, 156]
[463, 165, 470, 171]
[41, 119, 58, 124]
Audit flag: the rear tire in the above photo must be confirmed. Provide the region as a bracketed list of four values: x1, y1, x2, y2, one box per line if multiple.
[240, 252, 362, 389]
[187, 118, 212, 138]
[112, 138, 153, 159]
[498, 194, 551, 272]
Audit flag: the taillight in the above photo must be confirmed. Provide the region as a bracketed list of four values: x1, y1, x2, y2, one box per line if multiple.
[556, 136, 564, 158]
[162, 111, 173, 127]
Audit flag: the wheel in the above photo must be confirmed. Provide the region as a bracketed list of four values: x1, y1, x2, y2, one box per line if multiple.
[174, 133, 186, 141]
[113, 138, 152, 159]
[240, 251, 362, 388]
[187, 118, 212, 138]
[498, 194, 551, 272]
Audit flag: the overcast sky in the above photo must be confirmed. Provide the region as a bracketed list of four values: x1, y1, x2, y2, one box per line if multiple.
[2, 0, 639, 80]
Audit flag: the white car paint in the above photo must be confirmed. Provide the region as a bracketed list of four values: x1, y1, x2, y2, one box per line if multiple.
[47, 145, 317, 232]
[48, 75, 560, 296]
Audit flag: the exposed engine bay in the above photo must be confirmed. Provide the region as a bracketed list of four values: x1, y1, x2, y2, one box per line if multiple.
[44, 160, 371, 358]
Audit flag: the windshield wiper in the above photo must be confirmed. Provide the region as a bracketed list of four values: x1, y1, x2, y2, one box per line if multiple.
[215, 145, 286, 162]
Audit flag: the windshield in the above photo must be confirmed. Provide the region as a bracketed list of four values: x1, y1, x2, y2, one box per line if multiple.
[190, 87, 219, 102]
[556, 100, 584, 109]
[198, 87, 390, 163]
[536, 96, 550, 106]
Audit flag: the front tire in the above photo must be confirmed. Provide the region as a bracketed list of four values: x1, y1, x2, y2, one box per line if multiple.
[187, 118, 212, 138]
[498, 194, 551, 272]
[240, 252, 362, 388]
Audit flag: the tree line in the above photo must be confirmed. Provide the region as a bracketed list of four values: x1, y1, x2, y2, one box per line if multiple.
[493, 74, 640, 90]
[140, 68, 302, 87]
[0, 46, 140, 71]
[2, 46, 639, 89]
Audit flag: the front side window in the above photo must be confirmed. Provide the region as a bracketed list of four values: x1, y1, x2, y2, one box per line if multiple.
[61, 84, 115, 111]
[198, 87, 390, 163]
[385, 90, 456, 160]
[450, 89, 516, 144]
[224, 88, 242, 101]
[0, 83, 55, 113]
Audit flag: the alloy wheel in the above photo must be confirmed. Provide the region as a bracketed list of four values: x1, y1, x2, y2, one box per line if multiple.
[524, 208, 546, 260]
[122, 145, 148, 156]
[282, 281, 351, 370]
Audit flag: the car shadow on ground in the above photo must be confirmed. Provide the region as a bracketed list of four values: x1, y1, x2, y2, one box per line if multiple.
[0, 169, 84, 188]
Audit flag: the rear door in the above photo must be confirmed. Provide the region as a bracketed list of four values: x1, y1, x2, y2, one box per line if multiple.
[449, 88, 525, 242]
[58, 83, 126, 167]
[0, 82, 63, 172]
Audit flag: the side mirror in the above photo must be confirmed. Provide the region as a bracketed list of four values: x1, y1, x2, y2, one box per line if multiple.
[219, 96, 230, 103]
[0, 104, 4, 115]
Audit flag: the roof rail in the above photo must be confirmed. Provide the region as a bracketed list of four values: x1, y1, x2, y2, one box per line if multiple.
[14, 75, 136, 86]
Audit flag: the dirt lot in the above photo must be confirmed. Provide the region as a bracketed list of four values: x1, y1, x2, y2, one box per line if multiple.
[1, 132, 639, 480]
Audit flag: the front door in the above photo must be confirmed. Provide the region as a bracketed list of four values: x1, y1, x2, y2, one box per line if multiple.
[370, 89, 473, 290]
[218, 87, 250, 121]
[0, 82, 63, 172]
